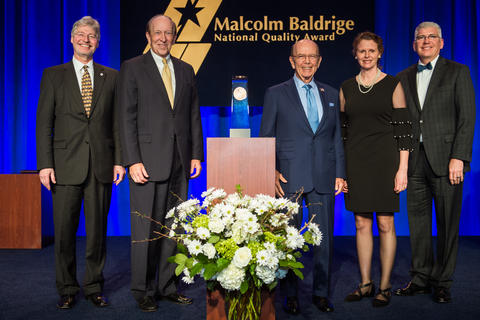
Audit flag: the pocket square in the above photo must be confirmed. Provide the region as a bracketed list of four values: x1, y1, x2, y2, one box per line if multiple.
[329, 102, 335, 107]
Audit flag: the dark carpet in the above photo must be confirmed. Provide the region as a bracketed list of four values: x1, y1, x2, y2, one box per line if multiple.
[1, 237, 479, 320]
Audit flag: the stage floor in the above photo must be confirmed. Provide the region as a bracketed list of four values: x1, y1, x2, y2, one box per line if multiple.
[1, 236, 479, 320]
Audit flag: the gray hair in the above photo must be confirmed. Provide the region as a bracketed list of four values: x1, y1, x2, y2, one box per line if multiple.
[414, 21, 442, 40]
[146, 14, 177, 37]
[71, 16, 101, 41]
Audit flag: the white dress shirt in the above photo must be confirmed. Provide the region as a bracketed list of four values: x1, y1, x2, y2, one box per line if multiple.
[72, 57, 94, 91]
[416, 55, 439, 109]
[293, 74, 323, 122]
[150, 50, 176, 98]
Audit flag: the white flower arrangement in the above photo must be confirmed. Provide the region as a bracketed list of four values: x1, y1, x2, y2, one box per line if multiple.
[132, 186, 322, 319]
[163, 186, 322, 295]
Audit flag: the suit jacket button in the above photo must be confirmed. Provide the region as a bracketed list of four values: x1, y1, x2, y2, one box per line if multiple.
[85, 140, 89, 144]
[419, 120, 423, 124]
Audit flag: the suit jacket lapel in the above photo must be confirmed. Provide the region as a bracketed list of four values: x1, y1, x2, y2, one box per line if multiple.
[90, 62, 105, 117]
[64, 62, 85, 113]
[422, 56, 446, 110]
[142, 52, 172, 111]
[407, 65, 422, 113]
[285, 79, 312, 131]
[315, 81, 329, 134]
[172, 57, 183, 110]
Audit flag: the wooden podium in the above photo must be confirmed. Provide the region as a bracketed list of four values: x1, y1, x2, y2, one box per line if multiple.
[0, 173, 53, 249]
[206, 137, 276, 319]
[206, 138, 275, 196]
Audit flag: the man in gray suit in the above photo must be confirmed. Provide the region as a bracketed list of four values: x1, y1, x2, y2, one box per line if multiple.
[395, 21, 475, 303]
[36, 16, 125, 309]
[117, 14, 203, 312]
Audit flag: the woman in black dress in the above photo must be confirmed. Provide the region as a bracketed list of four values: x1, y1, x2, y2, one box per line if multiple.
[340, 32, 412, 307]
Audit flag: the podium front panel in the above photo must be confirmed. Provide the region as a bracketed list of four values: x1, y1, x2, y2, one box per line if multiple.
[207, 138, 275, 197]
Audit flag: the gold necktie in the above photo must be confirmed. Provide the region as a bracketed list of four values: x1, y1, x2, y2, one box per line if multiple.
[81, 65, 93, 117]
[161, 58, 174, 108]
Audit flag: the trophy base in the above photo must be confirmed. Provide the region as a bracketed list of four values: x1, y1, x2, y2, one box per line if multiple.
[229, 128, 251, 138]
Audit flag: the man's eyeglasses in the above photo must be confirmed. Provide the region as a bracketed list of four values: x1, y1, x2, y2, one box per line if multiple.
[152, 30, 175, 37]
[292, 54, 320, 61]
[415, 34, 440, 41]
[74, 32, 98, 41]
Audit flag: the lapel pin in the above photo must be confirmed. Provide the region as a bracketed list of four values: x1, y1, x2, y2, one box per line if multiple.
[320, 88, 325, 92]
[100, 72, 104, 77]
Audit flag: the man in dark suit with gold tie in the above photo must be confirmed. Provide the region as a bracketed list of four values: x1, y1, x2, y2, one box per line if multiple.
[117, 14, 203, 312]
[36, 16, 125, 309]
[395, 21, 475, 303]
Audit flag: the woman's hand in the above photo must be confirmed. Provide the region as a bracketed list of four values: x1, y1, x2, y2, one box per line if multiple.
[394, 168, 408, 193]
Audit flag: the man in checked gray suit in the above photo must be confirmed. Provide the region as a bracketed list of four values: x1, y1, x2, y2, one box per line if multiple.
[395, 21, 475, 303]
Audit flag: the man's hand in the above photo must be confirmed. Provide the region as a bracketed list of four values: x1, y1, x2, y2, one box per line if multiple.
[190, 159, 202, 179]
[335, 178, 346, 196]
[39, 168, 56, 190]
[275, 170, 287, 197]
[449, 158, 464, 185]
[113, 165, 126, 186]
[129, 163, 149, 184]
[394, 168, 408, 193]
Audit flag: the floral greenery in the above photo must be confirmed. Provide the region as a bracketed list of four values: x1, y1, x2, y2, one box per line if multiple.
[159, 186, 322, 319]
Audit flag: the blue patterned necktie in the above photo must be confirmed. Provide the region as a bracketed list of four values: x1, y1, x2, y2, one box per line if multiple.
[417, 62, 432, 72]
[303, 84, 319, 132]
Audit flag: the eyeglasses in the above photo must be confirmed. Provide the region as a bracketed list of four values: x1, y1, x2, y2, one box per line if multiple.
[292, 54, 320, 61]
[415, 34, 440, 41]
[74, 32, 98, 41]
[152, 30, 175, 37]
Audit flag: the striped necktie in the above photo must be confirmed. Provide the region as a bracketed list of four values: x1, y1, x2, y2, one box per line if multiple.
[81, 65, 93, 118]
[161, 58, 174, 108]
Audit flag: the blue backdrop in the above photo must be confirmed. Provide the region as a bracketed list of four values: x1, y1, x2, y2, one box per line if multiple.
[1, 0, 478, 236]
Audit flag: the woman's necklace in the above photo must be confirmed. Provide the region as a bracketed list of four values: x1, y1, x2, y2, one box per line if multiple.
[357, 68, 381, 94]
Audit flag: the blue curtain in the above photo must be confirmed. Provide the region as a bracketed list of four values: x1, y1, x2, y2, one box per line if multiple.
[1, 0, 478, 235]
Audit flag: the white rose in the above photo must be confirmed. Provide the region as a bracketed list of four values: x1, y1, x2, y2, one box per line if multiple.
[202, 243, 216, 259]
[232, 247, 252, 268]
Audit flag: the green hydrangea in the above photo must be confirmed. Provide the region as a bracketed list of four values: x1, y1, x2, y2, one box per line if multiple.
[264, 231, 283, 246]
[247, 241, 264, 263]
[192, 215, 209, 229]
[215, 238, 238, 260]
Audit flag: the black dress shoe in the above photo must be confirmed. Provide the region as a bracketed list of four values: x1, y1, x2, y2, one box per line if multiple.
[394, 281, 431, 296]
[283, 296, 300, 315]
[433, 287, 451, 303]
[87, 293, 109, 307]
[57, 295, 75, 309]
[138, 296, 158, 312]
[165, 293, 193, 305]
[312, 296, 334, 312]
